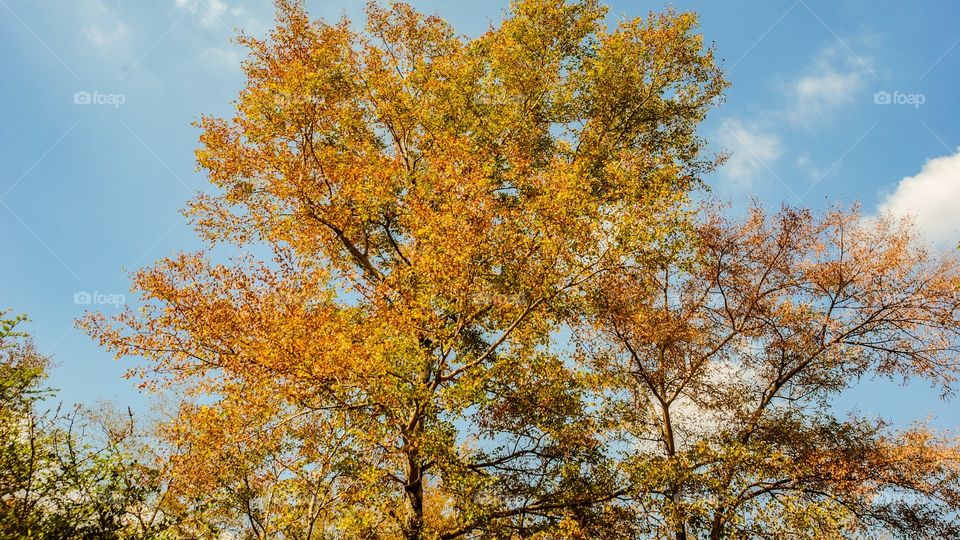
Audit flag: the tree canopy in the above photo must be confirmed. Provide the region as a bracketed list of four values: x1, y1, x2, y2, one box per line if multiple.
[73, 1, 960, 539]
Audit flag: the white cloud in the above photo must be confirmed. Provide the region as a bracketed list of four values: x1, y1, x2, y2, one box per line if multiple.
[795, 152, 823, 180]
[711, 40, 875, 191]
[715, 119, 782, 187]
[780, 38, 873, 128]
[876, 149, 960, 247]
[175, 0, 228, 28]
[201, 46, 242, 67]
[82, 22, 128, 47]
[782, 44, 873, 128]
[80, 0, 130, 49]
[175, 0, 265, 33]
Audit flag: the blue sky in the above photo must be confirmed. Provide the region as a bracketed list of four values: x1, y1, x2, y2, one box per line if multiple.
[2, 0, 958, 425]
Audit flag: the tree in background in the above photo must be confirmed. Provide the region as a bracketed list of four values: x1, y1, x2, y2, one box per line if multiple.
[0, 311, 170, 539]
[582, 207, 960, 539]
[82, 0, 725, 537]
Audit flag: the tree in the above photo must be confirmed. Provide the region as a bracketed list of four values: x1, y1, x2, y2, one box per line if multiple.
[581, 206, 960, 539]
[81, 0, 725, 537]
[0, 311, 170, 539]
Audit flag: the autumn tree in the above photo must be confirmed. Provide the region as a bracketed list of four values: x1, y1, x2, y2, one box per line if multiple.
[82, 0, 725, 538]
[581, 207, 960, 539]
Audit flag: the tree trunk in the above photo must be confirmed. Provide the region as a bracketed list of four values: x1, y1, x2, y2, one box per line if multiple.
[672, 489, 688, 540]
[404, 448, 425, 540]
[709, 510, 725, 540]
